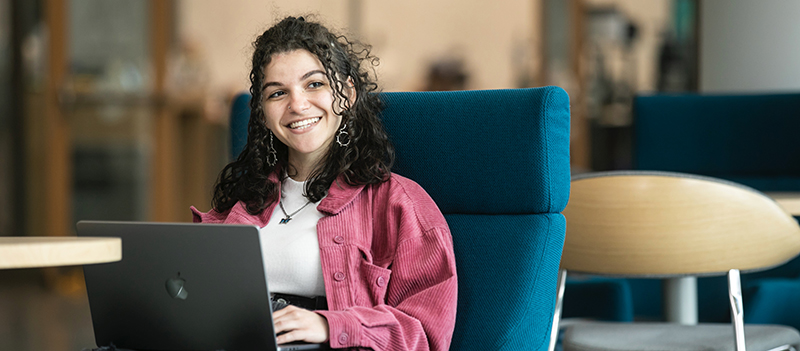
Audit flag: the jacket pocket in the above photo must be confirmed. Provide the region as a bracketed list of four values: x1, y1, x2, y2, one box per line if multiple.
[358, 260, 391, 307]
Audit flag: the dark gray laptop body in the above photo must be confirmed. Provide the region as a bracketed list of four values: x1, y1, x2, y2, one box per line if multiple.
[77, 221, 322, 351]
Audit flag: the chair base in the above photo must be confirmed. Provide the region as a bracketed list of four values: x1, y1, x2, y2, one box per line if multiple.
[563, 322, 800, 351]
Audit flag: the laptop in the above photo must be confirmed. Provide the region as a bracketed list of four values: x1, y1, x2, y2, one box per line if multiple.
[77, 220, 323, 351]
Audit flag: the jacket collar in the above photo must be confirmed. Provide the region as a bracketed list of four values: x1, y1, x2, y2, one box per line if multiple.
[318, 177, 366, 215]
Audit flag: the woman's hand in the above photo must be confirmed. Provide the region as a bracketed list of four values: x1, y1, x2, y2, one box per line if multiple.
[273, 305, 330, 344]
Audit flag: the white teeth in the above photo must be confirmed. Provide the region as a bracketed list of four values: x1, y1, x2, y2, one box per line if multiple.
[289, 117, 321, 130]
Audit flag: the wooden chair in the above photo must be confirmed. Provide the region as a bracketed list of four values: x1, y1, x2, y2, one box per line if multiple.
[552, 171, 800, 351]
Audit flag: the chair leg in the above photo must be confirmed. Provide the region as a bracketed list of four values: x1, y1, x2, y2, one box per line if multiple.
[664, 276, 698, 324]
[728, 268, 746, 351]
[549, 269, 567, 351]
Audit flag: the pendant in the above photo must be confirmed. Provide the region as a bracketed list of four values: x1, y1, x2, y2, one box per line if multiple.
[279, 217, 291, 224]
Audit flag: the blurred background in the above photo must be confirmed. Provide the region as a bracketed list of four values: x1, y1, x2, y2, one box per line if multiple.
[1, 0, 799, 350]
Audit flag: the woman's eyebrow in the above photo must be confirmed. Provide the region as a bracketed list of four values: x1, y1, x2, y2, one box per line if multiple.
[302, 70, 326, 80]
[262, 81, 282, 90]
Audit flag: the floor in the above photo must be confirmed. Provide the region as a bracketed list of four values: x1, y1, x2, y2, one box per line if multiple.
[0, 268, 97, 351]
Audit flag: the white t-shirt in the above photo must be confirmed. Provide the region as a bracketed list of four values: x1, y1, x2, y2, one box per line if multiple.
[259, 177, 326, 297]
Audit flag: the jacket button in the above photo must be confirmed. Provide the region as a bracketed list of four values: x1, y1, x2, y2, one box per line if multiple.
[338, 332, 348, 344]
[333, 235, 345, 244]
[376, 276, 386, 287]
[334, 272, 346, 281]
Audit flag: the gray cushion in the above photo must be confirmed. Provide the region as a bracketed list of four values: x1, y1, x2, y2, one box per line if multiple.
[563, 322, 800, 351]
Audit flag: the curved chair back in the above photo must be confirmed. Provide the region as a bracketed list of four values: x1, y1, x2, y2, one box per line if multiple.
[630, 93, 800, 325]
[230, 87, 572, 351]
[562, 171, 800, 277]
[556, 171, 800, 351]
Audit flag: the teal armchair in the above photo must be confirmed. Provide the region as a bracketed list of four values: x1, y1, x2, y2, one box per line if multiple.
[230, 87, 572, 351]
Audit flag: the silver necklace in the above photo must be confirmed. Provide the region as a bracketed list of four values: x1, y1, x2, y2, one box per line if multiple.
[278, 198, 312, 224]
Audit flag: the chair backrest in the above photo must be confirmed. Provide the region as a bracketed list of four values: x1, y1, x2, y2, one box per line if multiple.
[229, 87, 572, 351]
[561, 171, 800, 277]
[633, 93, 800, 192]
[230, 93, 251, 160]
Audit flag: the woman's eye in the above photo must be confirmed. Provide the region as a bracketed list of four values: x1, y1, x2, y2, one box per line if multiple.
[267, 91, 285, 99]
[308, 81, 324, 89]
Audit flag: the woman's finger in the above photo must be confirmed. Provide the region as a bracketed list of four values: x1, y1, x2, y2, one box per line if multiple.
[276, 329, 304, 344]
[273, 307, 302, 335]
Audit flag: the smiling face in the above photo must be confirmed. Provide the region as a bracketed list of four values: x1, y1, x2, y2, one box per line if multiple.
[261, 49, 350, 179]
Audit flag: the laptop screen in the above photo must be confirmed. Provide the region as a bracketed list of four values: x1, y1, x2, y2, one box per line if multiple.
[78, 221, 320, 351]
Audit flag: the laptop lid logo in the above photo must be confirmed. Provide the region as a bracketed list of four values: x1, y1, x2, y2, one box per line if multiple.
[165, 272, 189, 300]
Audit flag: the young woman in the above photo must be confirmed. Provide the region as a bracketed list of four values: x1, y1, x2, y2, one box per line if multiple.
[191, 16, 457, 351]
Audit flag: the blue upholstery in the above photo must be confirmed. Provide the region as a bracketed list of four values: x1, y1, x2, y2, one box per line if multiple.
[229, 87, 572, 351]
[745, 278, 800, 327]
[562, 277, 634, 322]
[380, 90, 571, 215]
[633, 92, 800, 191]
[230, 93, 252, 160]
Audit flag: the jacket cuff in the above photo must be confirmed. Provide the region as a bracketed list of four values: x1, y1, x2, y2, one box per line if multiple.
[317, 310, 361, 349]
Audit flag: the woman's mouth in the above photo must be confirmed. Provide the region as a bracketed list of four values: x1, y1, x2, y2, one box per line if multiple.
[288, 117, 321, 130]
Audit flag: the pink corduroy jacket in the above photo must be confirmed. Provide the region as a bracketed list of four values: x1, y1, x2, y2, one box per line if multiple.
[190, 173, 457, 351]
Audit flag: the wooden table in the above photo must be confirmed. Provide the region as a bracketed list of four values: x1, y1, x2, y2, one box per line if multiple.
[767, 192, 800, 216]
[0, 237, 121, 269]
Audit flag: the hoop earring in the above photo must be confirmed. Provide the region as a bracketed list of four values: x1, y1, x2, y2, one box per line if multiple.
[336, 123, 351, 147]
[267, 130, 278, 166]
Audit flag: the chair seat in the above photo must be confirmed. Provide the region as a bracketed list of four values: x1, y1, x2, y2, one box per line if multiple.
[563, 322, 800, 351]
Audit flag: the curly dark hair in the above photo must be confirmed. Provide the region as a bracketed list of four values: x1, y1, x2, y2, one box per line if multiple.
[212, 16, 394, 215]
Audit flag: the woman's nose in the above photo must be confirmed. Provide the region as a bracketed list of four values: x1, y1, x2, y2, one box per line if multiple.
[288, 92, 311, 113]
